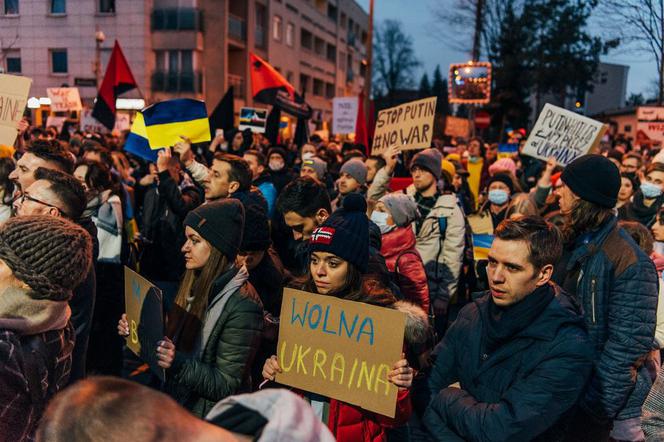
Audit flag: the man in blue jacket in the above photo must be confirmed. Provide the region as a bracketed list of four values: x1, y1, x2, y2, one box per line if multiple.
[424, 216, 593, 441]
[553, 154, 658, 441]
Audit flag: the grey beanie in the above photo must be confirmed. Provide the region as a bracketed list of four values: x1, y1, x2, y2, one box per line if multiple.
[340, 159, 368, 185]
[302, 157, 327, 179]
[379, 193, 421, 227]
[410, 148, 442, 181]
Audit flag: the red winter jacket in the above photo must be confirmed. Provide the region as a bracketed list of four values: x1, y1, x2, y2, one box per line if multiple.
[380, 226, 430, 313]
[328, 389, 412, 442]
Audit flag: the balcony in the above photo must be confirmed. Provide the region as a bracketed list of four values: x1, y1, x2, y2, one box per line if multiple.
[228, 74, 245, 97]
[151, 8, 203, 31]
[152, 70, 203, 93]
[229, 14, 246, 41]
[255, 25, 266, 49]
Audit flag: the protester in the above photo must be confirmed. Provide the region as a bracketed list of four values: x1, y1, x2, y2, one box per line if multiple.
[642, 366, 664, 440]
[243, 149, 277, 217]
[407, 148, 465, 335]
[331, 158, 367, 210]
[299, 156, 327, 183]
[478, 172, 515, 228]
[553, 154, 659, 441]
[465, 137, 490, 208]
[261, 194, 415, 442]
[617, 172, 638, 219]
[424, 216, 593, 441]
[267, 146, 295, 193]
[0, 157, 15, 221]
[118, 199, 263, 417]
[9, 139, 75, 195]
[0, 216, 92, 441]
[622, 162, 664, 227]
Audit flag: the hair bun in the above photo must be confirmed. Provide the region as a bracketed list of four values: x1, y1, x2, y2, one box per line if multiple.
[342, 193, 367, 213]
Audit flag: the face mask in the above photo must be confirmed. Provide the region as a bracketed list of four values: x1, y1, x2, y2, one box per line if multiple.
[302, 152, 315, 161]
[370, 211, 395, 234]
[641, 182, 662, 199]
[488, 189, 510, 205]
[269, 160, 284, 171]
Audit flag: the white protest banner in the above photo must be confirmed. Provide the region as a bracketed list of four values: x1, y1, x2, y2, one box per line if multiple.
[47, 87, 83, 112]
[636, 107, 664, 144]
[81, 108, 107, 133]
[372, 96, 437, 155]
[239, 107, 268, 133]
[333, 96, 359, 134]
[0, 74, 32, 146]
[522, 103, 607, 166]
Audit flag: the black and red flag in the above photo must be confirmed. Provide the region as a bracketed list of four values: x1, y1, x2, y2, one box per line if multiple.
[250, 52, 295, 105]
[92, 40, 138, 130]
[208, 86, 235, 137]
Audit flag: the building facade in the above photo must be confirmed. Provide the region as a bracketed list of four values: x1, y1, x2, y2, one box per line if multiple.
[0, 0, 368, 130]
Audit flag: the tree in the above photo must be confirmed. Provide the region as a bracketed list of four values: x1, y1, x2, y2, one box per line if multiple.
[373, 20, 421, 99]
[431, 65, 449, 116]
[626, 93, 645, 106]
[599, 0, 664, 104]
[419, 73, 432, 97]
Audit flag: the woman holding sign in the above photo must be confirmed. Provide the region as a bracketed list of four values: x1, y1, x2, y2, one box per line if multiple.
[119, 199, 263, 418]
[261, 194, 416, 442]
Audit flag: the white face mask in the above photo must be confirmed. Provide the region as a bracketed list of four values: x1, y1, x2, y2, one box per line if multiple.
[302, 152, 315, 161]
[370, 210, 395, 234]
[269, 159, 285, 171]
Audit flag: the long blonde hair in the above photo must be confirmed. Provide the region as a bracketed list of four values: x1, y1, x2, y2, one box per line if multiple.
[166, 247, 230, 352]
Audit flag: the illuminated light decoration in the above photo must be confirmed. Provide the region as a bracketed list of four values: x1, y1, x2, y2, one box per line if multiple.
[448, 61, 492, 105]
[27, 97, 40, 109]
[39, 97, 52, 105]
[116, 98, 146, 110]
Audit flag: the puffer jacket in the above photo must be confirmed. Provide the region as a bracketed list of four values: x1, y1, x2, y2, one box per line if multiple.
[405, 186, 465, 310]
[380, 225, 430, 313]
[168, 266, 264, 418]
[555, 217, 658, 421]
[425, 287, 593, 442]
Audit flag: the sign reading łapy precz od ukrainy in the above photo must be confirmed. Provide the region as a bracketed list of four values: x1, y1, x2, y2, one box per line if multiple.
[0, 74, 32, 147]
[275, 288, 406, 418]
[371, 96, 437, 155]
[522, 103, 608, 166]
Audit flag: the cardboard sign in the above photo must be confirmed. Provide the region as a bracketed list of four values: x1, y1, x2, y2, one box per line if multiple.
[124, 267, 165, 381]
[522, 103, 607, 166]
[636, 106, 664, 144]
[332, 96, 359, 134]
[0, 74, 32, 146]
[275, 288, 406, 417]
[239, 107, 268, 133]
[444, 116, 470, 138]
[81, 108, 107, 133]
[372, 96, 437, 155]
[47, 87, 82, 112]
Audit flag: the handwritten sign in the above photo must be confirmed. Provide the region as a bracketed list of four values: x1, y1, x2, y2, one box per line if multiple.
[636, 106, 664, 144]
[81, 108, 106, 133]
[239, 107, 268, 133]
[0, 74, 32, 147]
[522, 103, 607, 166]
[47, 87, 82, 112]
[372, 96, 437, 155]
[124, 267, 165, 381]
[332, 96, 359, 134]
[275, 288, 406, 417]
[444, 116, 470, 138]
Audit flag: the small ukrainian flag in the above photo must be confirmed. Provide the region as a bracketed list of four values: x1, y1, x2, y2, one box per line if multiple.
[142, 99, 211, 149]
[472, 234, 494, 260]
[124, 112, 158, 162]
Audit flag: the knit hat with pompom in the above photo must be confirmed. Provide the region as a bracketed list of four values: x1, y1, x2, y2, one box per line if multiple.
[0, 215, 92, 301]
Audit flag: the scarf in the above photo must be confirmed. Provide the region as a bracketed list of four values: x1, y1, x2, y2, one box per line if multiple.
[0, 286, 71, 334]
[629, 190, 664, 226]
[482, 284, 554, 354]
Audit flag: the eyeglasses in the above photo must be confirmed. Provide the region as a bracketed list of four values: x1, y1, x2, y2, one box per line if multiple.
[14, 193, 69, 218]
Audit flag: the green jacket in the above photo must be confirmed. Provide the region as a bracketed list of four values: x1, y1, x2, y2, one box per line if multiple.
[168, 267, 264, 417]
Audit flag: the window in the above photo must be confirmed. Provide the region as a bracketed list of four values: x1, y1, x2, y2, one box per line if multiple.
[5, 51, 20, 73]
[314, 37, 325, 56]
[600, 71, 608, 84]
[255, 4, 267, 48]
[273, 15, 282, 41]
[300, 74, 310, 94]
[326, 44, 336, 63]
[301, 29, 312, 50]
[313, 78, 324, 96]
[50, 0, 65, 13]
[327, 3, 337, 22]
[99, 0, 114, 13]
[4, 0, 18, 14]
[153, 50, 199, 93]
[286, 23, 294, 47]
[50, 49, 68, 74]
[325, 82, 335, 99]
[340, 12, 347, 29]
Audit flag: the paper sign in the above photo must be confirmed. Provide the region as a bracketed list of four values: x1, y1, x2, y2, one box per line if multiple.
[0, 74, 32, 146]
[636, 106, 664, 144]
[333, 96, 359, 134]
[45, 116, 66, 133]
[124, 267, 165, 381]
[372, 97, 437, 155]
[522, 103, 607, 166]
[444, 116, 470, 138]
[81, 108, 106, 133]
[275, 288, 406, 417]
[239, 107, 268, 133]
[47, 87, 82, 112]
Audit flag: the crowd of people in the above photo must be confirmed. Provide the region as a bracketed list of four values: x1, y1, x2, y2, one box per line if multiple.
[1, 120, 664, 442]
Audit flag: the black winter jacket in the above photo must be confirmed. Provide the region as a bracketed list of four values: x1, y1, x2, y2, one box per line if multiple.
[424, 288, 593, 442]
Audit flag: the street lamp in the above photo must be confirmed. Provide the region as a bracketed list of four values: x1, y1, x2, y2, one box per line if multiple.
[94, 30, 106, 88]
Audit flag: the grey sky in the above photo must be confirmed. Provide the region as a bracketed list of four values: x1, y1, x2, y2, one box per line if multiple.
[357, 0, 656, 98]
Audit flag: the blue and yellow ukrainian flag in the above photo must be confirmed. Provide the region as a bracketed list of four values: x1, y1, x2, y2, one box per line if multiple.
[123, 112, 158, 162]
[472, 234, 494, 260]
[142, 99, 211, 149]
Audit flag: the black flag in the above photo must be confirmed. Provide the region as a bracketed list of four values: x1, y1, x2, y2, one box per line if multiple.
[209, 86, 235, 137]
[264, 105, 281, 146]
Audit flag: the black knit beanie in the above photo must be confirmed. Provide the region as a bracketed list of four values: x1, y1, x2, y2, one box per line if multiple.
[0, 215, 93, 301]
[410, 148, 442, 181]
[184, 199, 245, 261]
[241, 204, 271, 252]
[309, 193, 369, 273]
[561, 154, 620, 208]
[488, 173, 515, 194]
